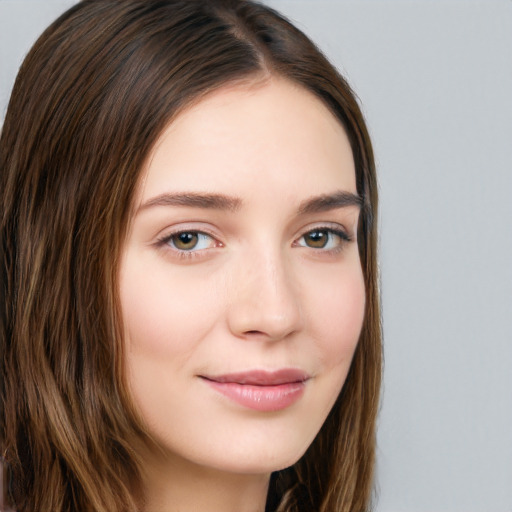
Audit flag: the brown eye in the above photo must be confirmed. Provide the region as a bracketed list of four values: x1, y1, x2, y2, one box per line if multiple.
[304, 230, 329, 248]
[297, 228, 349, 250]
[165, 231, 217, 251]
[159, 230, 219, 256]
[171, 232, 199, 250]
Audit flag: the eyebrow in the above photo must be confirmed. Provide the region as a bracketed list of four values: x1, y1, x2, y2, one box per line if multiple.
[297, 190, 362, 214]
[137, 189, 362, 215]
[138, 192, 242, 213]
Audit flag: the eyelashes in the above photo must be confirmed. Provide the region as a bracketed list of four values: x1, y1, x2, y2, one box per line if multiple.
[164, 231, 218, 252]
[156, 225, 352, 261]
[295, 228, 351, 250]
[155, 229, 221, 261]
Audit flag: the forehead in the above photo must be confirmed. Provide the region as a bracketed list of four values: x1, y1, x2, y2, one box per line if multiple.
[138, 77, 356, 204]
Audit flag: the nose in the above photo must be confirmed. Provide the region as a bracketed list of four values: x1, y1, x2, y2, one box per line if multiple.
[226, 248, 303, 342]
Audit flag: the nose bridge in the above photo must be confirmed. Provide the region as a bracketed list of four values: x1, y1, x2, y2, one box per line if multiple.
[227, 242, 303, 341]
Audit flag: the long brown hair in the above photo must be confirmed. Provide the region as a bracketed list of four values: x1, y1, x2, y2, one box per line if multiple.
[0, 1, 381, 510]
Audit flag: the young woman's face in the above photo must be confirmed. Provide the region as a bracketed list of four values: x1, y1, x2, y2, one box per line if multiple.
[119, 77, 365, 475]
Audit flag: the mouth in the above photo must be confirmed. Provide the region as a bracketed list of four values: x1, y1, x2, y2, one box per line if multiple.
[199, 369, 309, 412]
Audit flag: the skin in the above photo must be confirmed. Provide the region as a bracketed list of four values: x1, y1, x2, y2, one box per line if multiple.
[119, 76, 366, 512]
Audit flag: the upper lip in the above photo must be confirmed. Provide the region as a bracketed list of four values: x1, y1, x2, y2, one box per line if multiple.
[201, 369, 309, 386]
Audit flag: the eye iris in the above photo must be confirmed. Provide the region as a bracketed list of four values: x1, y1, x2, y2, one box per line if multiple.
[305, 230, 328, 248]
[173, 232, 198, 250]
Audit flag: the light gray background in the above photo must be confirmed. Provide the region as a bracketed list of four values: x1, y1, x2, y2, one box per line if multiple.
[1, 1, 511, 511]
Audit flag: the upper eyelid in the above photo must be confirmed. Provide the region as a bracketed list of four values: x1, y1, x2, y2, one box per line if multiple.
[297, 222, 351, 238]
[156, 224, 220, 242]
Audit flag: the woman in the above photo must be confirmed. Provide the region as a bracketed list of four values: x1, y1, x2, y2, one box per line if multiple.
[0, 1, 381, 511]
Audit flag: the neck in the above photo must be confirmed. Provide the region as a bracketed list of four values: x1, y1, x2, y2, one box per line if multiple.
[139, 447, 270, 512]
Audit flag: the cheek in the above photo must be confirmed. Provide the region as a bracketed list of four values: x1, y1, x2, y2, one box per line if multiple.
[306, 262, 366, 369]
[119, 255, 221, 360]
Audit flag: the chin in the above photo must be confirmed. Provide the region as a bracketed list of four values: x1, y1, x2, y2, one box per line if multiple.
[188, 428, 314, 476]
[208, 450, 304, 476]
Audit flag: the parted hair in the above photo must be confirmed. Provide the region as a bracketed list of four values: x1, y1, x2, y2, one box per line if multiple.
[0, 0, 381, 510]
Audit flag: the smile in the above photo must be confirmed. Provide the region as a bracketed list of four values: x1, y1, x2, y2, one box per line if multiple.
[200, 369, 309, 412]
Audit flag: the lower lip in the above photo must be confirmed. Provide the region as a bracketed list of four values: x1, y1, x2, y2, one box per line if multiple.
[203, 379, 306, 412]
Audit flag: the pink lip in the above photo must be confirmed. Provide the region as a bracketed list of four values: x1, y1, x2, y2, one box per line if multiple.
[200, 369, 309, 412]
